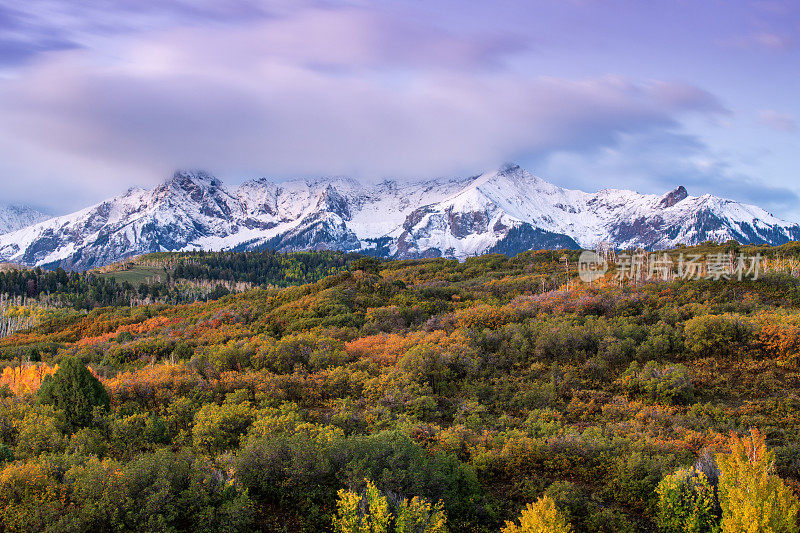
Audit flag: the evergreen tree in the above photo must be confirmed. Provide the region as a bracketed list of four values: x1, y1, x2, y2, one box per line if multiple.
[38, 358, 109, 429]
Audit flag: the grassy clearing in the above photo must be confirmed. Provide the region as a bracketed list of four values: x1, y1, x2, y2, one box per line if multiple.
[98, 265, 167, 286]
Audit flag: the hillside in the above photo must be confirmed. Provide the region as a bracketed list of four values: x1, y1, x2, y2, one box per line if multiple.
[0, 246, 798, 530]
[0, 250, 361, 314]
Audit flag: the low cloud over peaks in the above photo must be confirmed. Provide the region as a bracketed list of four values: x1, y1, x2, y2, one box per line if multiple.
[0, 8, 726, 210]
[0, 0, 797, 220]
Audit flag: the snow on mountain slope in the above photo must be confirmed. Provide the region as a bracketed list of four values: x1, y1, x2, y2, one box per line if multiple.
[0, 205, 51, 235]
[0, 165, 797, 269]
[392, 165, 800, 258]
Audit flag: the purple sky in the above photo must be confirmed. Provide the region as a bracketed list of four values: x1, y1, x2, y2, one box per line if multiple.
[0, 0, 798, 219]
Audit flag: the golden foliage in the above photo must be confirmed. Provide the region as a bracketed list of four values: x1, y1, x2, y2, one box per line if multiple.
[0, 364, 58, 395]
[501, 495, 572, 533]
[718, 428, 800, 533]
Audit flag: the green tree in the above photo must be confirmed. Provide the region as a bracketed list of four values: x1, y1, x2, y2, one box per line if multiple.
[38, 358, 109, 429]
[14, 409, 66, 458]
[56, 450, 254, 532]
[350, 257, 382, 274]
[683, 314, 752, 358]
[656, 466, 721, 533]
[193, 402, 255, 454]
[0, 443, 13, 463]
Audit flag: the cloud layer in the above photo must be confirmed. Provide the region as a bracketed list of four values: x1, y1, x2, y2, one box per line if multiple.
[0, 0, 797, 219]
[0, 6, 726, 207]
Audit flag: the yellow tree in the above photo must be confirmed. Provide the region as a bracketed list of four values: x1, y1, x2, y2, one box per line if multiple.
[717, 429, 799, 533]
[501, 495, 572, 533]
[395, 496, 447, 533]
[333, 480, 391, 533]
[0, 363, 58, 395]
[333, 480, 447, 533]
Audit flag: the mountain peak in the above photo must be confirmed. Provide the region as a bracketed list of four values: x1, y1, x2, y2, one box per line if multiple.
[660, 185, 688, 208]
[481, 163, 546, 191]
[157, 170, 225, 199]
[1, 166, 798, 269]
[498, 162, 522, 175]
[169, 170, 220, 187]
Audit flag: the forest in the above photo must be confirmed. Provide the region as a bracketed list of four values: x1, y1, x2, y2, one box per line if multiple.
[0, 250, 360, 310]
[0, 243, 800, 532]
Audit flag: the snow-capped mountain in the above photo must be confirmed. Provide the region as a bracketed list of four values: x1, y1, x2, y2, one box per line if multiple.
[0, 205, 50, 235]
[0, 165, 798, 269]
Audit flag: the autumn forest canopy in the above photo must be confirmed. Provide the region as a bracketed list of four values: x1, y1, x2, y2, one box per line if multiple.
[1, 243, 800, 531]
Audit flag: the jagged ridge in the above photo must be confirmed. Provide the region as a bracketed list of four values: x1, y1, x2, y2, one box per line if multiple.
[0, 166, 797, 269]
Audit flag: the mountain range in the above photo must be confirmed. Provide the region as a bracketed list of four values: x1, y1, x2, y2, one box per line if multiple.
[0, 205, 50, 236]
[0, 164, 798, 270]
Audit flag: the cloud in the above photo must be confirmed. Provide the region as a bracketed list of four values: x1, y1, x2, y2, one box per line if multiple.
[532, 130, 800, 220]
[723, 32, 795, 51]
[0, 0, 523, 70]
[758, 109, 797, 132]
[0, 0, 310, 67]
[648, 81, 727, 113]
[0, 5, 727, 213]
